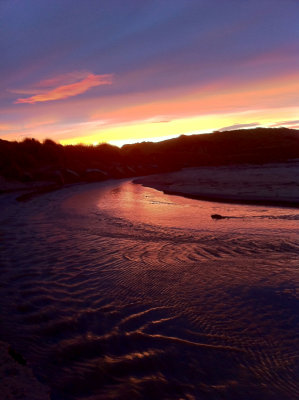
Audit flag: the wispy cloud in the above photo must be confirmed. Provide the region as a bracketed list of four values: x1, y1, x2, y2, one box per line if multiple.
[218, 122, 260, 132]
[270, 119, 299, 127]
[0, 123, 15, 131]
[14, 73, 113, 104]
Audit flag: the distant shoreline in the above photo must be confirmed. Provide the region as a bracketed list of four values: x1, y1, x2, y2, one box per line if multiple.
[2, 161, 299, 208]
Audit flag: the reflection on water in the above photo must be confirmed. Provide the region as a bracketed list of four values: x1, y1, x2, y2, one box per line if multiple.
[0, 180, 298, 400]
[98, 181, 299, 233]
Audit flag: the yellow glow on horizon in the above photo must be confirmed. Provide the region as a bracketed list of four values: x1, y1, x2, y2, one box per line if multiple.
[2, 71, 298, 145]
[59, 72, 299, 147]
[60, 115, 215, 146]
[59, 106, 298, 147]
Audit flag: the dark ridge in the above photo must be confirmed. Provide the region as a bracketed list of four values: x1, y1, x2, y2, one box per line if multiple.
[0, 128, 298, 189]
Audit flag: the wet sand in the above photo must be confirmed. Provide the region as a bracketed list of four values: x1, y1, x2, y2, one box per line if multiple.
[0, 175, 298, 399]
[0, 341, 50, 400]
[134, 162, 299, 207]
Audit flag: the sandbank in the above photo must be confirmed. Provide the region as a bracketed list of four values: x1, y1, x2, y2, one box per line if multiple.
[134, 161, 299, 208]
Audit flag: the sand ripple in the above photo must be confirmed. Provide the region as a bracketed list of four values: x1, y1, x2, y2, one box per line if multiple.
[0, 182, 298, 399]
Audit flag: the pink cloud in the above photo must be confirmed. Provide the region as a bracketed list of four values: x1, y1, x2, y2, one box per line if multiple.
[35, 71, 91, 88]
[14, 73, 113, 104]
[270, 119, 299, 127]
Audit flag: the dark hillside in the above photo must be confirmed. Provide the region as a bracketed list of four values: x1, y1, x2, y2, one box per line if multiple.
[0, 128, 298, 187]
[122, 128, 299, 169]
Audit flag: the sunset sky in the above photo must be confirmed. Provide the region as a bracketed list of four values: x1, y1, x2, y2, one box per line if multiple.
[1, 0, 298, 146]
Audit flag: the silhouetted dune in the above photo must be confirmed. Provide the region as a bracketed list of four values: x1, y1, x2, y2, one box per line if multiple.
[0, 128, 298, 188]
[122, 127, 299, 169]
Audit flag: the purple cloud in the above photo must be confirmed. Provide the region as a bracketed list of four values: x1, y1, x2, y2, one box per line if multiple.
[218, 123, 260, 132]
[270, 120, 299, 127]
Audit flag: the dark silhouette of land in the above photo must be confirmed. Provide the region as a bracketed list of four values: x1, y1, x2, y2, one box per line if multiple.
[0, 128, 298, 194]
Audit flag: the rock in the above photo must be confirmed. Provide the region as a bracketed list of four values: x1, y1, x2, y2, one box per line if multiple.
[83, 168, 108, 182]
[52, 170, 64, 185]
[126, 166, 136, 175]
[85, 168, 108, 175]
[109, 166, 126, 178]
[65, 168, 80, 177]
[35, 168, 64, 185]
[211, 214, 225, 220]
[63, 169, 80, 183]
[20, 172, 33, 182]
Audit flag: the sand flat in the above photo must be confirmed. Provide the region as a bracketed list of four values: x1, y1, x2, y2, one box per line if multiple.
[0, 175, 298, 399]
[0, 341, 50, 400]
[134, 161, 299, 207]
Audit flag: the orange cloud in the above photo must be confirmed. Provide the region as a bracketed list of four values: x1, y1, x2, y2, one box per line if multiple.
[15, 73, 113, 104]
[0, 123, 15, 131]
[91, 72, 299, 124]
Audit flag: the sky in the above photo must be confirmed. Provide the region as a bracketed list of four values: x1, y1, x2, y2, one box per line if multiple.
[1, 0, 299, 147]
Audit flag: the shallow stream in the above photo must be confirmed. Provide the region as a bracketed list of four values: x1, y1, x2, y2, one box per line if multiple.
[0, 180, 298, 399]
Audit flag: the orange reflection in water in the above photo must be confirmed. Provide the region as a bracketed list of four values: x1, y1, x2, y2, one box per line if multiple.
[96, 181, 299, 234]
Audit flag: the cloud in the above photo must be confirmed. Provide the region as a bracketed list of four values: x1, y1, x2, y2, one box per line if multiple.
[35, 71, 89, 88]
[14, 73, 113, 104]
[152, 119, 171, 124]
[270, 119, 299, 127]
[0, 123, 15, 131]
[218, 123, 260, 132]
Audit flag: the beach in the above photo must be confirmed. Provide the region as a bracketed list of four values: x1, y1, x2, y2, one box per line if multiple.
[0, 166, 298, 399]
[2, 1, 299, 396]
[134, 161, 299, 207]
